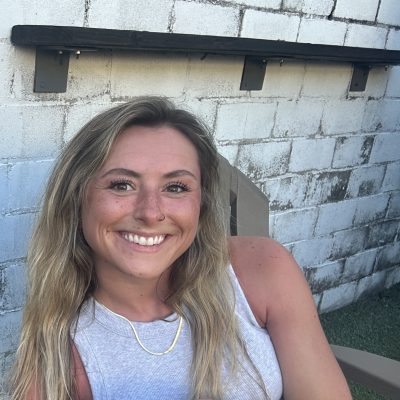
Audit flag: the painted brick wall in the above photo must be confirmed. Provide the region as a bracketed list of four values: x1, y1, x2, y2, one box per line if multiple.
[1, 0, 400, 389]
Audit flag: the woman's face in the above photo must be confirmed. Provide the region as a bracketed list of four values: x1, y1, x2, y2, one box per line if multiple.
[81, 124, 202, 284]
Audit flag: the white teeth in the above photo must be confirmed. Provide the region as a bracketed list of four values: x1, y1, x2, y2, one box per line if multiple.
[122, 233, 165, 246]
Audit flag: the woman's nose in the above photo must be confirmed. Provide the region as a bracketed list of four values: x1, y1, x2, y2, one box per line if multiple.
[133, 189, 165, 224]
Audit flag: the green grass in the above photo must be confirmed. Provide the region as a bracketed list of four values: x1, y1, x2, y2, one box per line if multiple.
[320, 283, 400, 400]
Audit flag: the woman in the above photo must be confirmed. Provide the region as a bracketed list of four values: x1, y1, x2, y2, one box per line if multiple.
[10, 97, 351, 400]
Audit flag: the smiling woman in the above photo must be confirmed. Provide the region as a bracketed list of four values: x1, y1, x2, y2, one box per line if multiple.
[9, 97, 351, 400]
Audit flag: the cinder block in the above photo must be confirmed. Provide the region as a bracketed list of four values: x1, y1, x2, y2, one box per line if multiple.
[355, 271, 387, 300]
[272, 207, 318, 243]
[241, 10, 300, 41]
[346, 164, 385, 198]
[387, 191, 400, 218]
[315, 200, 357, 236]
[305, 170, 350, 206]
[375, 241, 400, 271]
[215, 102, 276, 141]
[362, 100, 400, 132]
[332, 135, 374, 168]
[289, 138, 336, 172]
[0, 349, 16, 392]
[0, 44, 12, 103]
[366, 219, 399, 248]
[345, 24, 387, 49]
[0, 164, 8, 211]
[334, 0, 380, 21]
[261, 60, 305, 98]
[0, 106, 24, 159]
[283, 0, 334, 15]
[306, 260, 344, 293]
[297, 18, 346, 46]
[0, 0, 23, 39]
[353, 193, 390, 226]
[301, 62, 352, 98]
[0, 213, 34, 262]
[228, 0, 281, 9]
[264, 174, 309, 211]
[23, 0, 84, 26]
[384, 266, 400, 288]
[386, 66, 400, 97]
[322, 99, 365, 135]
[386, 29, 400, 50]
[370, 132, 400, 163]
[0, 262, 26, 311]
[331, 227, 368, 260]
[235, 141, 291, 179]
[291, 236, 334, 267]
[0, 105, 64, 159]
[216, 143, 239, 166]
[377, 0, 400, 26]
[64, 102, 115, 143]
[111, 52, 188, 99]
[22, 106, 64, 158]
[319, 281, 357, 313]
[274, 99, 324, 137]
[88, 0, 171, 31]
[180, 98, 218, 131]
[8, 160, 53, 211]
[381, 167, 400, 200]
[173, 1, 239, 36]
[184, 54, 245, 98]
[7, 46, 36, 102]
[342, 249, 377, 282]
[0, 310, 22, 353]
[65, 52, 112, 101]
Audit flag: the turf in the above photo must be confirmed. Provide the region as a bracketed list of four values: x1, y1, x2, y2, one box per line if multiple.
[320, 283, 400, 400]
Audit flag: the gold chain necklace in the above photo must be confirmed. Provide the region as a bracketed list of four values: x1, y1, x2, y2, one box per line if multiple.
[97, 301, 183, 356]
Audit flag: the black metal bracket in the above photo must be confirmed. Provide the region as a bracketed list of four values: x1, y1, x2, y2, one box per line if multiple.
[240, 56, 267, 91]
[34, 48, 70, 92]
[350, 64, 370, 92]
[11, 25, 400, 94]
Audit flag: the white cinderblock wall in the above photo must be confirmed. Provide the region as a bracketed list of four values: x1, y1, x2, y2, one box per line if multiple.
[1, 0, 400, 384]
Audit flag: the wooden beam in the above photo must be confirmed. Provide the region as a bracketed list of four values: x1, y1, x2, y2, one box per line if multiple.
[11, 25, 400, 65]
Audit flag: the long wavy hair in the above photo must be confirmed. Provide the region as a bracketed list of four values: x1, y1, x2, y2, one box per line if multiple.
[10, 97, 244, 400]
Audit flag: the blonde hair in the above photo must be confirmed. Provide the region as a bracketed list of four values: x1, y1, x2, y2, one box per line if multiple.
[10, 97, 244, 399]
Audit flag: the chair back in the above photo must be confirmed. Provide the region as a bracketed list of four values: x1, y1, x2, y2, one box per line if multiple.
[218, 155, 269, 237]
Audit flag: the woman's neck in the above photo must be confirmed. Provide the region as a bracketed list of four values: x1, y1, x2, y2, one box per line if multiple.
[93, 271, 173, 322]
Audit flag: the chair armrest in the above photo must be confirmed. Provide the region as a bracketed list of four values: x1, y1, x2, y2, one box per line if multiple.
[331, 345, 400, 399]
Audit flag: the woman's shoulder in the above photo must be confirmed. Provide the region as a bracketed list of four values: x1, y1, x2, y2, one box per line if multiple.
[228, 235, 300, 283]
[228, 236, 306, 327]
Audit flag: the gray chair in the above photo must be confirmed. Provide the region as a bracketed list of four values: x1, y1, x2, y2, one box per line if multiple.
[218, 154, 400, 399]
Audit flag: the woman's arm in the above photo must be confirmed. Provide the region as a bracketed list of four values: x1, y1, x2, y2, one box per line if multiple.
[229, 236, 352, 400]
[72, 342, 93, 400]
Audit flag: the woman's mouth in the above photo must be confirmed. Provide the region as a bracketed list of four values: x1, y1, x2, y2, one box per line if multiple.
[120, 232, 166, 246]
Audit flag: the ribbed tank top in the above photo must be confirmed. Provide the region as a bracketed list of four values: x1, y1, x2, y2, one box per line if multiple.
[72, 266, 283, 399]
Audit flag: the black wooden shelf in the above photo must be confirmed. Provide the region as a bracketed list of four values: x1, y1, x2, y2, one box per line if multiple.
[11, 25, 400, 93]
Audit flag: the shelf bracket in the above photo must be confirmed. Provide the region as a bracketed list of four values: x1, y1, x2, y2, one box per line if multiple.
[350, 64, 370, 92]
[34, 47, 70, 93]
[240, 56, 267, 91]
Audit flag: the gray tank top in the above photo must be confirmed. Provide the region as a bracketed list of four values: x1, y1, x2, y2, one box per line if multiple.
[72, 266, 283, 400]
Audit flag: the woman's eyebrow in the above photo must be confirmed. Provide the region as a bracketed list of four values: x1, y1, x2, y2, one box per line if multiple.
[100, 168, 140, 179]
[100, 168, 198, 180]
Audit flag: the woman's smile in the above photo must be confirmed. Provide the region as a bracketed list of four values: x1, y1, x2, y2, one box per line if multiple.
[119, 232, 166, 246]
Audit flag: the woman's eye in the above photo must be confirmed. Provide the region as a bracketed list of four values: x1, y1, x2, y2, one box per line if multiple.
[109, 180, 134, 191]
[166, 182, 190, 193]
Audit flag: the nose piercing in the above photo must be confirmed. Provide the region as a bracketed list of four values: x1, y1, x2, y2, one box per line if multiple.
[158, 214, 166, 221]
